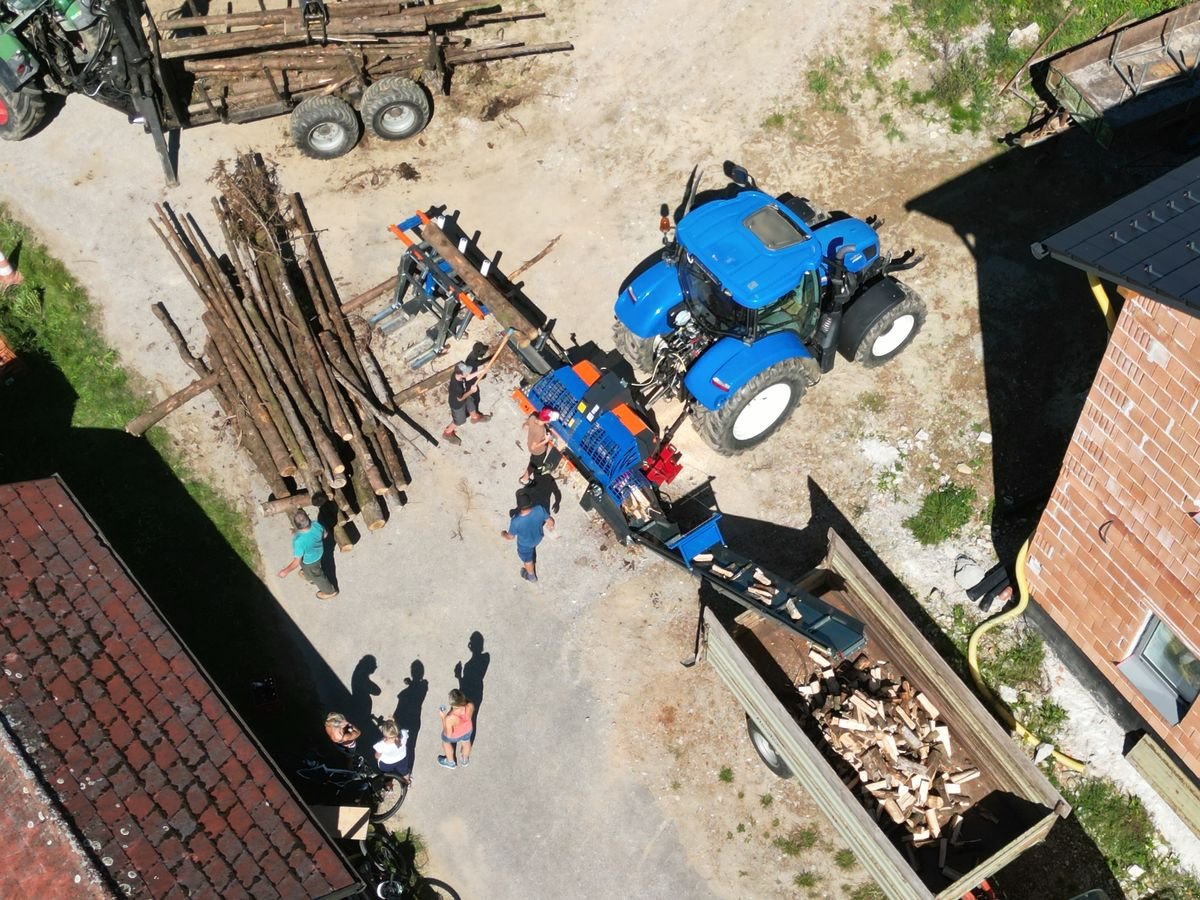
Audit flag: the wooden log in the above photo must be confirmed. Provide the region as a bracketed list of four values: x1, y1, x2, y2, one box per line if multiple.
[333, 521, 355, 552]
[342, 274, 400, 314]
[261, 492, 311, 516]
[126, 372, 220, 436]
[205, 341, 289, 498]
[882, 799, 905, 824]
[949, 768, 980, 785]
[156, 0, 489, 31]
[348, 464, 387, 531]
[915, 693, 940, 720]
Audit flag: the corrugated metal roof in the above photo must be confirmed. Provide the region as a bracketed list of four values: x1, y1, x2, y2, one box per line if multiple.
[1031, 155, 1200, 317]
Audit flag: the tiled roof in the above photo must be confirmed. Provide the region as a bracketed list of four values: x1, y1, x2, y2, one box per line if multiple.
[1031, 155, 1200, 318]
[0, 476, 361, 899]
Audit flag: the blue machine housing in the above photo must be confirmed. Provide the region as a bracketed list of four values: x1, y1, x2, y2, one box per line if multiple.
[811, 216, 882, 278]
[682, 331, 813, 410]
[614, 262, 682, 339]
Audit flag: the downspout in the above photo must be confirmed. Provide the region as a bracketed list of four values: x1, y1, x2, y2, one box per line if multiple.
[967, 541, 1088, 771]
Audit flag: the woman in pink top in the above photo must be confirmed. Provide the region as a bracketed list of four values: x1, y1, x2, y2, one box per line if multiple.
[437, 689, 475, 769]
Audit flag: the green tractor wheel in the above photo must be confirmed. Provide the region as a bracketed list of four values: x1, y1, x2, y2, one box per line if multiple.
[0, 82, 46, 141]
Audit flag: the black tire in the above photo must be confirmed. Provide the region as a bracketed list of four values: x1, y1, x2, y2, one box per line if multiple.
[847, 283, 926, 368]
[692, 357, 807, 455]
[360, 76, 430, 141]
[0, 82, 46, 142]
[613, 320, 657, 373]
[369, 777, 408, 823]
[746, 715, 792, 779]
[416, 878, 461, 900]
[290, 96, 361, 160]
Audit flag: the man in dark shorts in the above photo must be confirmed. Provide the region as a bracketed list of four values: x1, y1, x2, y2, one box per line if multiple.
[443, 361, 491, 446]
[500, 491, 554, 582]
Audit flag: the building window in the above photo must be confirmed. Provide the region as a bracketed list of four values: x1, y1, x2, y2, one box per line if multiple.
[1118, 616, 1200, 725]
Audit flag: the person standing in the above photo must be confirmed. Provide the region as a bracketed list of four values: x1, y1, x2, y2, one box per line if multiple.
[278, 510, 338, 599]
[519, 408, 558, 485]
[437, 689, 476, 769]
[373, 718, 412, 785]
[442, 361, 491, 446]
[324, 712, 361, 754]
[500, 491, 554, 583]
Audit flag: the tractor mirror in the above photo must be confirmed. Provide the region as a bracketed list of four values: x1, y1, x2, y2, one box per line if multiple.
[724, 161, 752, 187]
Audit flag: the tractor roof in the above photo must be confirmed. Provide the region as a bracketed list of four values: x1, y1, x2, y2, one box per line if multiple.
[677, 190, 821, 309]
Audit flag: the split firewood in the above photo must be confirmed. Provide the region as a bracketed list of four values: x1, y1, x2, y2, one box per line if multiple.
[692, 552, 714, 564]
[747, 584, 775, 604]
[949, 814, 964, 845]
[832, 717, 871, 732]
[893, 704, 918, 730]
[752, 567, 773, 586]
[809, 648, 832, 668]
[927, 794, 945, 810]
[853, 653, 872, 671]
[925, 809, 941, 838]
[916, 693, 940, 719]
[710, 563, 736, 579]
[883, 799, 906, 824]
[783, 597, 803, 620]
[949, 768, 980, 785]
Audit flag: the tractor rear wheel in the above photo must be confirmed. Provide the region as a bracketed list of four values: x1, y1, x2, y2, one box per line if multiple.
[692, 357, 807, 455]
[290, 96, 361, 160]
[848, 284, 926, 368]
[360, 77, 430, 141]
[0, 83, 46, 142]
[613, 320, 658, 373]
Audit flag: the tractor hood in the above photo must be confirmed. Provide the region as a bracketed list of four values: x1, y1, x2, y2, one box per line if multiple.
[676, 191, 821, 309]
[614, 258, 683, 338]
[811, 217, 882, 275]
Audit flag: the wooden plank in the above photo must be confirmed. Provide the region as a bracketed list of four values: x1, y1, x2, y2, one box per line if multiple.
[1127, 732, 1200, 837]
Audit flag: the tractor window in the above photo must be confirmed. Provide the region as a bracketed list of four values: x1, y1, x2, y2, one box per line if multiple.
[754, 271, 822, 340]
[679, 254, 750, 336]
[743, 206, 809, 251]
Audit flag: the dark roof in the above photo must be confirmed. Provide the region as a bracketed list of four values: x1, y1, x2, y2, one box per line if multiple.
[0, 476, 361, 899]
[1031, 154, 1200, 317]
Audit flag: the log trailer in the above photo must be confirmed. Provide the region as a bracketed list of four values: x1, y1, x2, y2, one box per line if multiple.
[0, 0, 570, 184]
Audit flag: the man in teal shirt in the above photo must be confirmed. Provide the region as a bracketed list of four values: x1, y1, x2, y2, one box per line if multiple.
[278, 510, 338, 599]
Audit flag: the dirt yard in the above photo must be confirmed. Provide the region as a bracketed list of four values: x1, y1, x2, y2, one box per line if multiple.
[3, 0, 1197, 897]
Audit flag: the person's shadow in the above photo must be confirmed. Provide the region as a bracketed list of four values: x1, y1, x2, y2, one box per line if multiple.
[455, 631, 490, 740]
[349, 654, 383, 747]
[312, 490, 346, 581]
[393, 660, 429, 766]
[524, 471, 561, 515]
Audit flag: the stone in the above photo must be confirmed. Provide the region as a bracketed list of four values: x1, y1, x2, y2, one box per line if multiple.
[976, 431, 992, 444]
[1008, 22, 1041, 49]
[1127, 864, 1146, 880]
[998, 684, 1019, 704]
[956, 464, 972, 475]
[954, 556, 985, 589]
[915, 429, 930, 442]
[1034, 743, 1054, 764]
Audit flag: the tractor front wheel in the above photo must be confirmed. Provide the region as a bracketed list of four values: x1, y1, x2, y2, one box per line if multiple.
[360, 76, 430, 141]
[847, 284, 926, 368]
[692, 357, 807, 455]
[613, 320, 658, 373]
[0, 82, 47, 142]
[290, 96, 361, 160]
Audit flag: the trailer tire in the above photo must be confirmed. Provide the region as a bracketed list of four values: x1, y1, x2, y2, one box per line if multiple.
[0, 82, 46, 142]
[693, 357, 807, 455]
[613, 320, 657, 373]
[290, 96, 361, 160]
[845, 282, 926, 368]
[360, 76, 430, 141]
[747, 716, 792, 779]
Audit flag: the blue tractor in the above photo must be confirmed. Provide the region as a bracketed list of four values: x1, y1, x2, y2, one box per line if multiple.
[613, 162, 926, 455]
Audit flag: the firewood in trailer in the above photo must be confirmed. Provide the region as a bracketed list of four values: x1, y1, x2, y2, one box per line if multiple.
[915, 692, 940, 719]
[949, 768, 980, 784]
[809, 648, 831, 668]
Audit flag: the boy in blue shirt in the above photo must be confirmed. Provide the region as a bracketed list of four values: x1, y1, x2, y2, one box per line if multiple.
[278, 510, 338, 599]
[500, 492, 554, 583]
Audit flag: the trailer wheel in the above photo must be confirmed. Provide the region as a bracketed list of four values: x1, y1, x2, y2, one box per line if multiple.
[290, 96, 361, 160]
[693, 357, 807, 455]
[746, 716, 792, 779]
[846, 283, 926, 368]
[360, 77, 430, 141]
[613, 320, 658, 373]
[0, 83, 46, 142]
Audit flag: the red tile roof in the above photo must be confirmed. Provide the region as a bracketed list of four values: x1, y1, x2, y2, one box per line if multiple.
[0, 477, 361, 899]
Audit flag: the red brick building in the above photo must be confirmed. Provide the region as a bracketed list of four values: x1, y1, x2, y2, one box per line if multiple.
[0, 476, 362, 898]
[1030, 158, 1200, 776]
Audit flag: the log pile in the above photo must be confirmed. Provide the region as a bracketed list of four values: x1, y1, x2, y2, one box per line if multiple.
[799, 648, 984, 880]
[146, 152, 415, 543]
[149, 0, 572, 121]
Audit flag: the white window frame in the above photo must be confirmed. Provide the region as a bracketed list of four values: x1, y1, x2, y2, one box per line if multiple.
[1118, 615, 1200, 726]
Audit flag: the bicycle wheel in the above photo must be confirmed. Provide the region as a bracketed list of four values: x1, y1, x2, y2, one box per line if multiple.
[415, 877, 461, 900]
[358, 830, 411, 880]
[369, 777, 408, 823]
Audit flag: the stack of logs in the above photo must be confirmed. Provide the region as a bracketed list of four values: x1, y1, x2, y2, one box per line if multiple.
[149, 0, 572, 121]
[142, 152, 412, 546]
[800, 648, 984, 880]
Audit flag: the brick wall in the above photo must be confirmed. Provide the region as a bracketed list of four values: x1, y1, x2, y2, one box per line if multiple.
[1029, 291, 1200, 774]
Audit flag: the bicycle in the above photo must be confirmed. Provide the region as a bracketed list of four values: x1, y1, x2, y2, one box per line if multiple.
[294, 751, 408, 823]
[350, 824, 459, 900]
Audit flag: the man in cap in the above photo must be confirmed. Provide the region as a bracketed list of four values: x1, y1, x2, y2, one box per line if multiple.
[443, 361, 491, 446]
[519, 407, 559, 484]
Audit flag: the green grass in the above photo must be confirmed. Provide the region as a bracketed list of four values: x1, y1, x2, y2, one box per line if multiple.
[760, 793, 773, 808]
[773, 826, 819, 856]
[1014, 696, 1068, 743]
[858, 390, 888, 413]
[762, 112, 787, 130]
[806, 55, 850, 114]
[794, 871, 819, 888]
[834, 848, 857, 869]
[718, 766, 734, 783]
[904, 483, 976, 545]
[980, 627, 1044, 687]
[0, 208, 256, 566]
[849, 884, 887, 900]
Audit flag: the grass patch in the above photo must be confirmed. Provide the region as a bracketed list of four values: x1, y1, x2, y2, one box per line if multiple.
[904, 483, 976, 545]
[858, 390, 888, 413]
[806, 55, 851, 114]
[773, 826, 819, 856]
[0, 209, 255, 567]
[1014, 696, 1069, 742]
[835, 848, 857, 869]
[718, 766, 734, 783]
[794, 871, 819, 888]
[980, 627, 1044, 687]
[760, 793, 773, 808]
[849, 884, 887, 900]
[763, 112, 787, 130]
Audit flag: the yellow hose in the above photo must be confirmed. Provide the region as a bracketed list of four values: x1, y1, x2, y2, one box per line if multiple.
[967, 539, 1088, 772]
[1088, 273, 1118, 334]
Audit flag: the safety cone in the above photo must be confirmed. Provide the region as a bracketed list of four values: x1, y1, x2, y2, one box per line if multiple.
[0, 248, 24, 288]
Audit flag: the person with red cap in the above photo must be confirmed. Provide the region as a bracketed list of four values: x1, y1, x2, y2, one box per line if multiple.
[519, 407, 558, 484]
